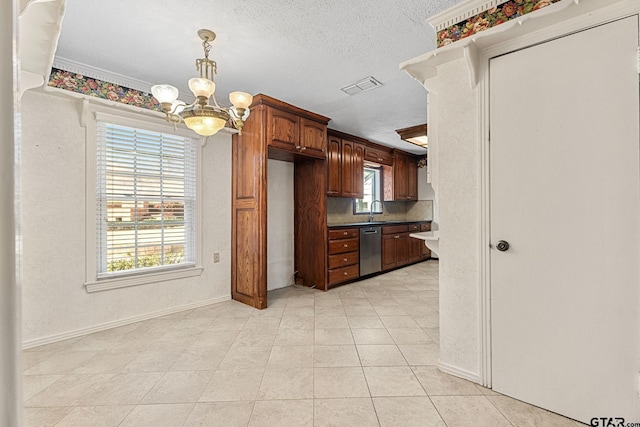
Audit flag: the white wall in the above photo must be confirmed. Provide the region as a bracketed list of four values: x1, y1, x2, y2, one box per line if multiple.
[433, 58, 479, 378]
[20, 91, 232, 345]
[267, 159, 294, 290]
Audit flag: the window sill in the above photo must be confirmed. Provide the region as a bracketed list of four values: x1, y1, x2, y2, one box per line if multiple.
[84, 265, 204, 293]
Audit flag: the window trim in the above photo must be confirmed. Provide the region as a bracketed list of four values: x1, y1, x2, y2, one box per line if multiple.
[353, 166, 383, 215]
[84, 109, 204, 292]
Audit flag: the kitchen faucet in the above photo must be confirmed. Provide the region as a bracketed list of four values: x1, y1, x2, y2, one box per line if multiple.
[369, 200, 383, 222]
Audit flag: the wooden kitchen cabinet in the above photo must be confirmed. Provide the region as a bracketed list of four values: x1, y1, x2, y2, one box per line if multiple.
[407, 157, 418, 200]
[384, 152, 419, 201]
[266, 99, 327, 160]
[326, 130, 364, 199]
[300, 118, 327, 158]
[341, 139, 364, 198]
[232, 94, 330, 308]
[327, 135, 342, 196]
[364, 144, 393, 166]
[327, 227, 359, 287]
[420, 222, 432, 259]
[408, 223, 423, 263]
[382, 224, 409, 271]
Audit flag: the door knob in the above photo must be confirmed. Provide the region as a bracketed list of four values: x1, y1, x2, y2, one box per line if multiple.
[496, 240, 510, 252]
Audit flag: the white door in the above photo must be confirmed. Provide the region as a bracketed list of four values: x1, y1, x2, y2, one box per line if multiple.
[490, 16, 640, 424]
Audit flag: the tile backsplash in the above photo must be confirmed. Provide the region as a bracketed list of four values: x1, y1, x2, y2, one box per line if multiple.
[327, 197, 433, 225]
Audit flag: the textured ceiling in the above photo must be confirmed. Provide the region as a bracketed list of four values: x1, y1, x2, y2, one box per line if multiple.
[54, 0, 463, 154]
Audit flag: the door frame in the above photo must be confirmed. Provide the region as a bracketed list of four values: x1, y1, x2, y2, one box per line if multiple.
[475, 0, 640, 388]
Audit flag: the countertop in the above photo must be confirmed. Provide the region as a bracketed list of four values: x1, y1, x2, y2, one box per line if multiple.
[328, 220, 431, 228]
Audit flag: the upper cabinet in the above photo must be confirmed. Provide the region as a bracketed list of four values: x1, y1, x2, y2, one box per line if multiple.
[364, 144, 393, 166]
[341, 139, 364, 199]
[327, 135, 342, 196]
[328, 129, 420, 202]
[263, 96, 328, 160]
[384, 152, 419, 201]
[326, 130, 364, 199]
[300, 118, 327, 158]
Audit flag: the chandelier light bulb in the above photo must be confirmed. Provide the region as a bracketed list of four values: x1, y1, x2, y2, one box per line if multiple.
[151, 85, 179, 104]
[229, 91, 253, 110]
[188, 78, 216, 99]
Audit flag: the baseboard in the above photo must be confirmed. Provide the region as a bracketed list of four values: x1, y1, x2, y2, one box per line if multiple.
[438, 361, 481, 384]
[22, 295, 231, 350]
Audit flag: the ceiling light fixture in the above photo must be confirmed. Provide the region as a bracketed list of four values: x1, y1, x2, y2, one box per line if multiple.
[151, 29, 253, 137]
[396, 124, 428, 168]
[396, 123, 428, 148]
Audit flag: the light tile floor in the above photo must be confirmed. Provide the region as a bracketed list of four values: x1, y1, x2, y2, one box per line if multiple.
[23, 261, 584, 426]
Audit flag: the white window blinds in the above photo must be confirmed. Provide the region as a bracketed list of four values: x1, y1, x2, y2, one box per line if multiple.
[96, 121, 196, 277]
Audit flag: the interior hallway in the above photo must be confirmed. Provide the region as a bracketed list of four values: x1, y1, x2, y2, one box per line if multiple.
[22, 261, 583, 426]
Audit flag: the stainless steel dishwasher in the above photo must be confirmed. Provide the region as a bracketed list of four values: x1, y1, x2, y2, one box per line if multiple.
[360, 226, 381, 276]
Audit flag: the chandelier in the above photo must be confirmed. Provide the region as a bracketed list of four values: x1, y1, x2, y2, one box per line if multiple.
[151, 29, 253, 137]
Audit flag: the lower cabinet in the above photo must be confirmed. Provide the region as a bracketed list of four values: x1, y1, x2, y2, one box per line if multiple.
[327, 228, 360, 287]
[328, 222, 432, 286]
[383, 222, 431, 271]
[420, 222, 432, 259]
[407, 223, 422, 263]
[382, 225, 409, 271]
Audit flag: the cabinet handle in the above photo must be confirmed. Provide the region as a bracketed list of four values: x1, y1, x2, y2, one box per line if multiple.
[295, 145, 302, 150]
[394, 235, 400, 239]
[343, 244, 348, 247]
[343, 272, 348, 276]
[301, 146, 306, 151]
[343, 258, 348, 262]
[343, 232, 348, 235]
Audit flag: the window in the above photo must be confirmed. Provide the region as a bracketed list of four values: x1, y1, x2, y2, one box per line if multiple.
[354, 167, 383, 214]
[96, 121, 196, 278]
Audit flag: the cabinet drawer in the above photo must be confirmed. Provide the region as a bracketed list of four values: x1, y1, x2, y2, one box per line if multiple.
[407, 223, 420, 232]
[382, 224, 408, 235]
[328, 228, 359, 240]
[328, 238, 359, 254]
[328, 264, 359, 286]
[420, 222, 431, 232]
[328, 251, 359, 269]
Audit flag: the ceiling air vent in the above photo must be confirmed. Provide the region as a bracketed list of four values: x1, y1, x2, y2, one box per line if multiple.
[340, 76, 383, 96]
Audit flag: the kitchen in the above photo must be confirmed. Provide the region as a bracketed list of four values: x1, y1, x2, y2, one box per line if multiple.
[242, 94, 437, 305]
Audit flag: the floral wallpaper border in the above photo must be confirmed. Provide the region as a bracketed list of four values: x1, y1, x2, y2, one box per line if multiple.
[47, 68, 161, 111]
[437, 0, 561, 47]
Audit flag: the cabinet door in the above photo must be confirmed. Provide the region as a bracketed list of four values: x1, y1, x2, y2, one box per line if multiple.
[393, 155, 408, 200]
[409, 236, 422, 263]
[407, 158, 418, 200]
[267, 108, 299, 152]
[353, 143, 364, 199]
[327, 136, 341, 196]
[421, 241, 431, 259]
[364, 146, 393, 166]
[341, 139, 355, 197]
[382, 234, 398, 271]
[420, 222, 431, 259]
[301, 118, 327, 158]
[364, 147, 381, 164]
[396, 234, 410, 267]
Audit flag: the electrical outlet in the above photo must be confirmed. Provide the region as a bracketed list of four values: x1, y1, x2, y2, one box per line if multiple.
[213, 252, 220, 263]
